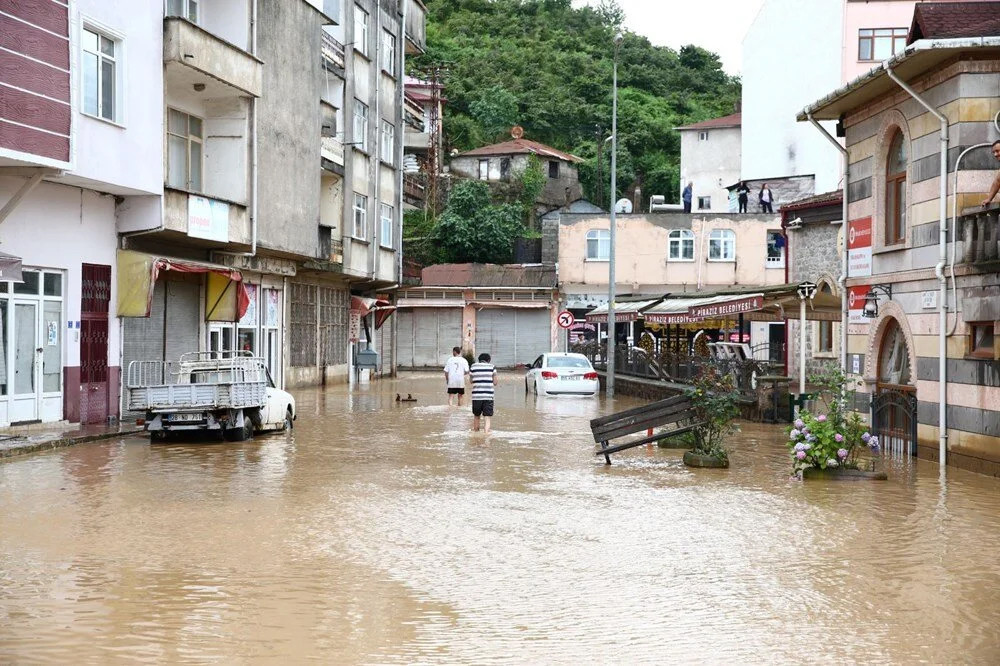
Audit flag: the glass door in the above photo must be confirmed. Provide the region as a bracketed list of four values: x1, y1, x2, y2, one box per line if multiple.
[10, 300, 40, 423]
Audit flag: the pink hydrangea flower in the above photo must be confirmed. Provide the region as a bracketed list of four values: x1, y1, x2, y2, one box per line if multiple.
[834, 433, 844, 442]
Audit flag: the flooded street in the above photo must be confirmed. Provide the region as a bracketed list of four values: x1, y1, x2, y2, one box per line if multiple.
[2, 373, 1000, 664]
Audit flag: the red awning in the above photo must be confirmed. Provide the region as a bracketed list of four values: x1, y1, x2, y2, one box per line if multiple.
[351, 295, 396, 330]
[152, 257, 251, 320]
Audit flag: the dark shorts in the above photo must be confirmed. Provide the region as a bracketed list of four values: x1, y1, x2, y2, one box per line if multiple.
[447, 387, 465, 395]
[472, 400, 494, 417]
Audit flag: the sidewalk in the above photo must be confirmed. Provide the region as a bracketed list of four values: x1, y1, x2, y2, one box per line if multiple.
[0, 422, 144, 460]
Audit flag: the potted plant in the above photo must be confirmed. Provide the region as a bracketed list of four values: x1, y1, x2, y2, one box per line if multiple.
[787, 366, 886, 480]
[684, 366, 738, 468]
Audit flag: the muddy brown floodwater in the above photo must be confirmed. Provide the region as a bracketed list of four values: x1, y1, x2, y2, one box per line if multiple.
[2, 372, 1000, 664]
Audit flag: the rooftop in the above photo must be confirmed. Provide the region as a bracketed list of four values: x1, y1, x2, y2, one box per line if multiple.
[909, 2, 1000, 43]
[780, 190, 843, 212]
[419, 263, 557, 288]
[675, 112, 741, 132]
[456, 139, 583, 163]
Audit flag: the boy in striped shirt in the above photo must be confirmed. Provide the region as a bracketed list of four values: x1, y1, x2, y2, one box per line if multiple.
[469, 353, 498, 433]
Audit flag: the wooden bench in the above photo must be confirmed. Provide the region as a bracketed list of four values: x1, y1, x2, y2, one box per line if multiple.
[590, 393, 703, 465]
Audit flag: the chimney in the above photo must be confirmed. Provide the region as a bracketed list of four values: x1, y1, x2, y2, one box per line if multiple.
[633, 185, 642, 214]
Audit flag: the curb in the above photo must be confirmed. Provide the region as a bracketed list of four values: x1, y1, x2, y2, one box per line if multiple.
[0, 428, 144, 460]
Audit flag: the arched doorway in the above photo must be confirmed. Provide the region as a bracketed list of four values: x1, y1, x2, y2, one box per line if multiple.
[873, 318, 917, 457]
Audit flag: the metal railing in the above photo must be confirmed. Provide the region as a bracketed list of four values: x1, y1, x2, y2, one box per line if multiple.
[127, 352, 266, 388]
[321, 30, 345, 69]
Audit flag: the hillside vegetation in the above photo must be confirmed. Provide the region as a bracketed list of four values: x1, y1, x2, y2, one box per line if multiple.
[413, 0, 741, 206]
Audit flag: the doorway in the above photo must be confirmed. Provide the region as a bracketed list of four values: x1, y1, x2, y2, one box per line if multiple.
[80, 264, 111, 425]
[874, 318, 917, 458]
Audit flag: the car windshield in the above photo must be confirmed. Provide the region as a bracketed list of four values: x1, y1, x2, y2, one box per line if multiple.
[546, 356, 590, 369]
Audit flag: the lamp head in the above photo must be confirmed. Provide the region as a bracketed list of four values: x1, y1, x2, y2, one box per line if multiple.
[614, 32, 624, 46]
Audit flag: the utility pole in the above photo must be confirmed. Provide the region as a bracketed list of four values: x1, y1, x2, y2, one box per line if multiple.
[607, 32, 623, 398]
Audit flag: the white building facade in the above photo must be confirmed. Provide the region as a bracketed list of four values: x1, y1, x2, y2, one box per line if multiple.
[677, 112, 742, 213]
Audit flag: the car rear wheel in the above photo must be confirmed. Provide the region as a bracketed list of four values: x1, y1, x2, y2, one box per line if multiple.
[282, 408, 293, 431]
[533, 380, 539, 395]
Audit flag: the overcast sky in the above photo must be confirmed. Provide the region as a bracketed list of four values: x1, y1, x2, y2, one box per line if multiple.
[574, 0, 766, 75]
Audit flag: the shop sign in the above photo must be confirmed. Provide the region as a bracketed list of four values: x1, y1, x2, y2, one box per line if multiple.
[848, 285, 870, 324]
[188, 196, 230, 243]
[349, 310, 361, 342]
[688, 295, 763, 319]
[644, 313, 704, 325]
[847, 216, 872, 277]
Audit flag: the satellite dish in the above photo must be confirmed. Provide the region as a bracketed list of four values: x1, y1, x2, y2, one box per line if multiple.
[614, 198, 633, 214]
[511, 125, 524, 139]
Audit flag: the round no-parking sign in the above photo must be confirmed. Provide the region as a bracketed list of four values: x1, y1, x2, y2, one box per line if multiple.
[557, 311, 575, 329]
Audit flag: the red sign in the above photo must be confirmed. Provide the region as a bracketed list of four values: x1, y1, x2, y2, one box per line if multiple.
[847, 216, 872, 249]
[848, 285, 870, 324]
[557, 311, 575, 329]
[645, 313, 704, 325]
[688, 295, 764, 319]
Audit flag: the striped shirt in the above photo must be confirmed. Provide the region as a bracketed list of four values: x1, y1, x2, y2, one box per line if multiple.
[469, 362, 497, 400]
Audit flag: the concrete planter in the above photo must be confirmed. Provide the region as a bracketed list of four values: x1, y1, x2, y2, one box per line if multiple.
[683, 450, 729, 468]
[801, 467, 887, 481]
[657, 437, 694, 450]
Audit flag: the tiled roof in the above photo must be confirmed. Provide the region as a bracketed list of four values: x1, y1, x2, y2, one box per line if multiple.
[780, 190, 843, 212]
[456, 139, 583, 163]
[909, 2, 1000, 42]
[420, 263, 557, 288]
[675, 112, 741, 131]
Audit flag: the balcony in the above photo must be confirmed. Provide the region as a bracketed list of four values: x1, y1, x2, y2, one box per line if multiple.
[321, 29, 345, 72]
[959, 205, 999, 266]
[402, 0, 427, 54]
[322, 136, 345, 168]
[163, 188, 251, 249]
[404, 173, 426, 206]
[163, 18, 262, 98]
[404, 130, 431, 151]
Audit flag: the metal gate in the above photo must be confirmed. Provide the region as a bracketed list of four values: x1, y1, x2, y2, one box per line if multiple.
[396, 308, 462, 368]
[475, 308, 550, 368]
[80, 264, 111, 424]
[872, 386, 917, 458]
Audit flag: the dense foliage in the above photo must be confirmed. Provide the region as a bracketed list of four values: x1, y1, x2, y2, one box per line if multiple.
[414, 0, 741, 207]
[689, 365, 739, 463]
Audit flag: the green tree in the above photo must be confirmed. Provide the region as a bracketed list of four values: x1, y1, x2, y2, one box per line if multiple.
[431, 180, 525, 263]
[469, 85, 519, 142]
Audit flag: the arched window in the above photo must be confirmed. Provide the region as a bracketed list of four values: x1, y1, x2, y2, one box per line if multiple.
[668, 229, 694, 261]
[885, 130, 907, 244]
[708, 229, 735, 261]
[816, 281, 835, 354]
[586, 229, 610, 260]
[878, 318, 911, 386]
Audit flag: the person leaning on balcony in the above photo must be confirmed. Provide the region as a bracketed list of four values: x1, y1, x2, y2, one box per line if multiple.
[981, 140, 1000, 207]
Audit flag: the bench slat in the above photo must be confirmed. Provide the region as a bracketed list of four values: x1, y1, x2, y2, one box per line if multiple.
[594, 422, 705, 459]
[589, 394, 689, 428]
[592, 403, 694, 441]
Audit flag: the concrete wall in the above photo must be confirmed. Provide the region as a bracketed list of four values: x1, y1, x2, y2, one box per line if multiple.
[557, 212, 786, 297]
[257, 0, 324, 259]
[842, 1, 918, 83]
[839, 59, 1000, 474]
[679, 126, 741, 213]
[741, 0, 843, 193]
[201, 0, 253, 51]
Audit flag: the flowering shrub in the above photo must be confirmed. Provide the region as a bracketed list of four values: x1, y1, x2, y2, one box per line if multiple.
[689, 365, 740, 463]
[786, 364, 880, 474]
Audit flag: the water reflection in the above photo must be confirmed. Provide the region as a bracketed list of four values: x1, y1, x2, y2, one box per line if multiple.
[1, 373, 999, 663]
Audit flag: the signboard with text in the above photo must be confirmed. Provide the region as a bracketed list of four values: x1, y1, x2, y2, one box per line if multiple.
[188, 196, 230, 243]
[847, 216, 872, 277]
[645, 313, 704, 325]
[848, 285, 871, 324]
[688, 295, 763, 319]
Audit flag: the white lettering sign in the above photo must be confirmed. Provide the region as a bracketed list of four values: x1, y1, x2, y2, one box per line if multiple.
[188, 196, 230, 243]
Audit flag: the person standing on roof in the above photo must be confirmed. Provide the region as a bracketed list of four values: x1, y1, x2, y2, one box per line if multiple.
[736, 181, 750, 214]
[682, 182, 693, 213]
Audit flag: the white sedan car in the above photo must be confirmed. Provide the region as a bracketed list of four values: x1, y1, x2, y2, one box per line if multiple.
[525, 352, 599, 396]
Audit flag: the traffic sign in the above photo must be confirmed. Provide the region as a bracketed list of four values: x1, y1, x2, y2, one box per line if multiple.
[557, 311, 575, 329]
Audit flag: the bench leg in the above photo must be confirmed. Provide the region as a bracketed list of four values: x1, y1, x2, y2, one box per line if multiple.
[600, 440, 612, 465]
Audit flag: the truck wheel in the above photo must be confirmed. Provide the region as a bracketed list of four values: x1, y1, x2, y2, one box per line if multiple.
[224, 419, 252, 442]
[150, 431, 167, 442]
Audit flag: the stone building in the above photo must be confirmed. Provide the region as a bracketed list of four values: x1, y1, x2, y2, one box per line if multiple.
[782, 191, 845, 381]
[799, 1, 1000, 474]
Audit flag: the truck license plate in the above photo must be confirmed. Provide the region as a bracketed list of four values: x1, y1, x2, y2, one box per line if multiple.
[171, 413, 200, 421]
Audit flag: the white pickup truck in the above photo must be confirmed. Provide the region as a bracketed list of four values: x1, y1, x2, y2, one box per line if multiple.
[126, 351, 296, 441]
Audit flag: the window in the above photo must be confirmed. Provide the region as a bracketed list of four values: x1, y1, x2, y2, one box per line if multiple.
[166, 108, 203, 191]
[382, 29, 395, 75]
[816, 282, 834, 354]
[353, 193, 368, 240]
[478, 159, 489, 180]
[885, 129, 906, 245]
[354, 5, 369, 57]
[858, 28, 907, 62]
[586, 229, 610, 260]
[167, 0, 199, 21]
[697, 196, 711, 210]
[708, 229, 735, 261]
[380, 203, 394, 248]
[353, 100, 368, 152]
[321, 103, 337, 138]
[238, 284, 259, 355]
[82, 27, 118, 122]
[500, 158, 511, 180]
[969, 322, 996, 359]
[766, 230, 785, 267]
[698, 131, 709, 141]
[381, 121, 395, 163]
[548, 161, 560, 179]
[668, 229, 694, 261]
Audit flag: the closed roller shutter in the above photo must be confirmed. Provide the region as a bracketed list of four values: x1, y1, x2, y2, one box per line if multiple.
[514, 308, 551, 362]
[475, 309, 516, 368]
[397, 308, 462, 368]
[164, 280, 200, 364]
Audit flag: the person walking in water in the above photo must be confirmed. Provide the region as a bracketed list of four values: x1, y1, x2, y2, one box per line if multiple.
[759, 183, 775, 213]
[736, 181, 750, 213]
[682, 181, 693, 213]
[443, 346, 470, 406]
[469, 353, 498, 433]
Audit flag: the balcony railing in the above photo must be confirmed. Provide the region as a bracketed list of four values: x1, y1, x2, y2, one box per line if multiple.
[163, 18, 262, 97]
[321, 30, 345, 70]
[959, 205, 999, 265]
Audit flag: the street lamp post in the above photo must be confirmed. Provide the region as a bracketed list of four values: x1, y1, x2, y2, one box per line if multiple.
[606, 31, 623, 399]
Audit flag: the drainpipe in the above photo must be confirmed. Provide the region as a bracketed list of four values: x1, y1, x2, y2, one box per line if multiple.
[885, 64, 948, 470]
[805, 111, 849, 376]
[372, 3, 383, 283]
